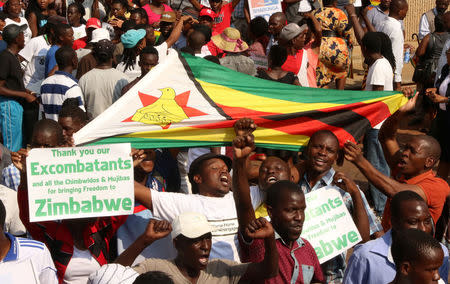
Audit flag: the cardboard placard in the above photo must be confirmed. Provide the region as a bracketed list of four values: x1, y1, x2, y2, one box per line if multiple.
[248, 0, 282, 21]
[26, 144, 134, 222]
[302, 186, 363, 263]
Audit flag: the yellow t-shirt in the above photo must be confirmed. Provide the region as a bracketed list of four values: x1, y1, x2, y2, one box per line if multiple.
[255, 204, 268, 219]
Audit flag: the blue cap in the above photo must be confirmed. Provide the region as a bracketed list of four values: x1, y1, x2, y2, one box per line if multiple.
[121, 29, 146, 49]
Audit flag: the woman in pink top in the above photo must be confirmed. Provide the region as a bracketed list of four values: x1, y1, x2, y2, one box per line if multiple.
[142, 0, 173, 26]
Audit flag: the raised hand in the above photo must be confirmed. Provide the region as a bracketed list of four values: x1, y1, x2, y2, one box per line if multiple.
[11, 148, 29, 173]
[343, 141, 364, 164]
[333, 171, 359, 195]
[425, 88, 448, 104]
[131, 148, 146, 167]
[234, 118, 257, 136]
[398, 91, 418, 113]
[140, 219, 172, 245]
[244, 217, 274, 239]
[233, 134, 255, 160]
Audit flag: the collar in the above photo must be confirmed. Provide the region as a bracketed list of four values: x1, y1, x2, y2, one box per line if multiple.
[400, 170, 435, 185]
[302, 167, 335, 192]
[54, 70, 78, 82]
[1, 233, 18, 262]
[274, 230, 305, 249]
[369, 229, 393, 264]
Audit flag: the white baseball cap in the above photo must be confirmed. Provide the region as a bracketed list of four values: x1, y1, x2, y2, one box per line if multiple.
[90, 28, 110, 43]
[171, 212, 212, 240]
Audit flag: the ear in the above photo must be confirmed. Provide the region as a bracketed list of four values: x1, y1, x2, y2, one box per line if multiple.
[400, 261, 411, 276]
[424, 156, 436, 169]
[193, 174, 202, 185]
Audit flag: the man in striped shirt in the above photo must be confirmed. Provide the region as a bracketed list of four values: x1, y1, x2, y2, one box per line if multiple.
[0, 200, 58, 283]
[39, 46, 85, 121]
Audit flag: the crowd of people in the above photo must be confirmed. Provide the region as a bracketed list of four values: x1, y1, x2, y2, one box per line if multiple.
[0, 0, 450, 283]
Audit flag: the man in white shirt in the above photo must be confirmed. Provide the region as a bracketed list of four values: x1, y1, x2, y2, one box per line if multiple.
[134, 152, 265, 262]
[418, 0, 449, 40]
[0, 200, 58, 284]
[379, 0, 409, 91]
[0, 184, 25, 236]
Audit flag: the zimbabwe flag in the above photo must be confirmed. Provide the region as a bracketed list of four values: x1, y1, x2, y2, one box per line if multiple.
[74, 51, 407, 151]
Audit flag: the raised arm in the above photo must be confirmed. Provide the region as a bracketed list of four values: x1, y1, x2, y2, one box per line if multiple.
[232, 118, 258, 239]
[240, 218, 279, 281]
[345, 4, 365, 45]
[333, 172, 370, 241]
[115, 219, 171, 266]
[343, 140, 426, 200]
[302, 11, 322, 51]
[165, 16, 196, 48]
[378, 90, 417, 168]
[132, 149, 153, 210]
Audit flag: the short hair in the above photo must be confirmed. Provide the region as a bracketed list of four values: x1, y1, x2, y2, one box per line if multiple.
[55, 46, 76, 69]
[391, 0, 408, 12]
[133, 271, 174, 284]
[141, 45, 159, 57]
[415, 135, 442, 161]
[391, 190, 425, 221]
[391, 228, 442, 267]
[130, 8, 148, 20]
[68, 2, 86, 22]
[308, 130, 339, 147]
[265, 180, 303, 208]
[250, 16, 269, 38]
[0, 200, 5, 230]
[270, 12, 286, 23]
[323, 0, 336, 6]
[59, 100, 89, 124]
[55, 23, 72, 41]
[192, 23, 212, 43]
[122, 19, 137, 32]
[269, 45, 288, 67]
[112, 0, 128, 7]
[32, 119, 64, 145]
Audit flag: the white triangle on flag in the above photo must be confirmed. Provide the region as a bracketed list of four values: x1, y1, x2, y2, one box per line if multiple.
[74, 50, 228, 146]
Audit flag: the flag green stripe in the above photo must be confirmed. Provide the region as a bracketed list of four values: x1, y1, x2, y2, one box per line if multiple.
[182, 52, 398, 104]
[87, 137, 304, 151]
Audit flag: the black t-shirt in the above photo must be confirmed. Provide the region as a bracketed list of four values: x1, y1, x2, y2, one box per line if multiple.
[256, 69, 298, 85]
[0, 49, 26, 104]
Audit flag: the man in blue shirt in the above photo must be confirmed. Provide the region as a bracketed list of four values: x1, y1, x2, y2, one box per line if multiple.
[343, 191, 449, 284]
[44, 23, 74, 77]
[299, 130, 383, 283]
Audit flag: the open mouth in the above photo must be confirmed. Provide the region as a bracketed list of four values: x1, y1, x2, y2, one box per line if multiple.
[266, 176, 278, 184]
[313, 157, 326, 167]
[220, 175, 229, 186]
[398, 159, 407, 167]
[199, 254, 209, 265]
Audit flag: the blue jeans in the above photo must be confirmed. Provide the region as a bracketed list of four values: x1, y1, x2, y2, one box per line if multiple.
[364, 128, 389, 216]
[0, 98, 23, 152]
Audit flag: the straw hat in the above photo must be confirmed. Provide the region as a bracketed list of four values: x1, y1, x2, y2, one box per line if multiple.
[211, 27, 249, 53]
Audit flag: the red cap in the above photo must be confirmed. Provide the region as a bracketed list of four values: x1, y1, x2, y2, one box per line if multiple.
[199, 8, 215, 20]
[86, 18, 102, 29]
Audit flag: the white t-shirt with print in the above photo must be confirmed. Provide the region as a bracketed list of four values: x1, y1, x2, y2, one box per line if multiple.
[72, 24, 86, 40]
[19, 35, 51, 93]
[151, 189, 265, 262]
[365, 57, 394, 91]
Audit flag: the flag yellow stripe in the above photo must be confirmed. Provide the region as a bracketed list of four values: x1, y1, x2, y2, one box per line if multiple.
[119, 126, 310, 146]
[197, 80, 342, 113]
[361, 93, 408, 115]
